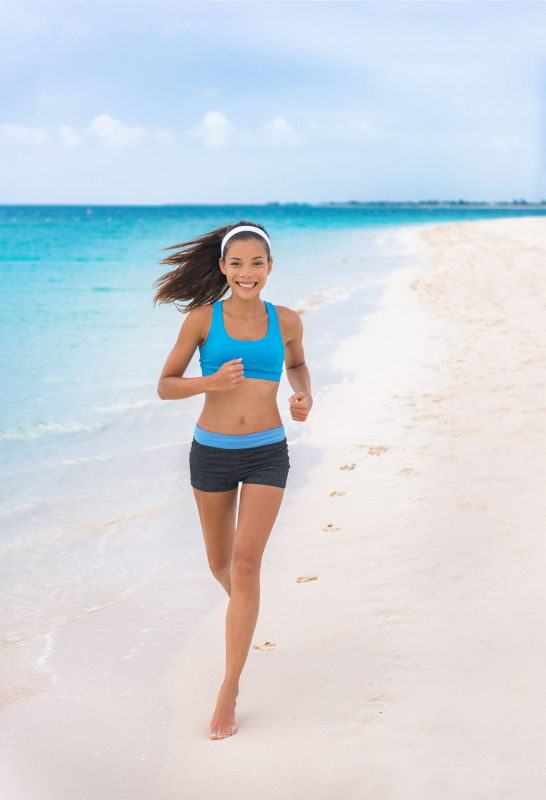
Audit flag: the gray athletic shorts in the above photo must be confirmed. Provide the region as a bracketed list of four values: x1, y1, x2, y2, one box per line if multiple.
[189, 437, 291, 492]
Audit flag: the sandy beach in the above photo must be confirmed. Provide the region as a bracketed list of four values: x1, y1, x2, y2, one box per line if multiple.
[2, 215, 546, 799]
[155, 215, 546, 798]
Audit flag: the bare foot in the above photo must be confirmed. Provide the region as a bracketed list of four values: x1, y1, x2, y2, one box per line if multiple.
[209, 684, 239, 740]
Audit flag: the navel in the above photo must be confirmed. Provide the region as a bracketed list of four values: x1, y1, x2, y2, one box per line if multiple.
[239, 416, 246, 425]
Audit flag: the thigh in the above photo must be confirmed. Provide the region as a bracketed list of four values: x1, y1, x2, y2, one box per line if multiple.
[192, 485, 239, 570]
[231, 482, 285, 566]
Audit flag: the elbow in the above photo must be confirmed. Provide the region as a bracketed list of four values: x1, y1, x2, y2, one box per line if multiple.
[157, 381, 166, 400]
[287, 361, 306, 370]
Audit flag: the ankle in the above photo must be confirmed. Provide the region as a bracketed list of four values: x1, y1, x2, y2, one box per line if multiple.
[220, 680, 239, 697]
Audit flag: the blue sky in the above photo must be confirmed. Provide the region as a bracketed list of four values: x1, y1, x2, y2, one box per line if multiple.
[1, 1, 545, 204]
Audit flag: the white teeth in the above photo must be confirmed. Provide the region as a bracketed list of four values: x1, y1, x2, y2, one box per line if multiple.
[238, 282, 256, 288]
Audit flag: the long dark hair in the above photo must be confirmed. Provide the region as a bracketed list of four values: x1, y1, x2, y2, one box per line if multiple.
[152, 220, 271, 313]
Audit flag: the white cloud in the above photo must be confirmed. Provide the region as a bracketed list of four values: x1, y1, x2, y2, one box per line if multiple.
[58, 125, 83, 149]
[187, 111, 394, 153]
[0, 112, 390, 155]
[85, 114, 175, 149]
[187, 111, 304, 151]
[306, 117, 394, 147]
[0, 124, 48, 147]
[187, 111, 235, 150]
[0, 116, 175, 151]
[86, 114, 147, 148]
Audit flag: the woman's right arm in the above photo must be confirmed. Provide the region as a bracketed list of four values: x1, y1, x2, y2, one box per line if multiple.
[156, 308, 244, 400]
[157, 307, 213, 400]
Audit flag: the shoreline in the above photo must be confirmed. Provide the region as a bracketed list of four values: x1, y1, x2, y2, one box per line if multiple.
[0, 217, 422, 715]
[2, 215, 546, 798]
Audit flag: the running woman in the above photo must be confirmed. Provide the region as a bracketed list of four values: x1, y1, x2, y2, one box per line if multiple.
[154, 221, 313, 740]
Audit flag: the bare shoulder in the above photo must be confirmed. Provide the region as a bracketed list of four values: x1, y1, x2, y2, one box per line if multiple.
[273, 304, 304, 343]
[183, 303, 213, 346]
[158, 303, 214, 384]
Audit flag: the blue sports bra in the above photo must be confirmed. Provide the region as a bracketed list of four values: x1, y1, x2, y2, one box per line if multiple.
[199, 299, 284, 382]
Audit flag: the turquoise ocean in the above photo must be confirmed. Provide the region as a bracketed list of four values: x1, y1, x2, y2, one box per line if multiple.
[2, 203, 545, 707]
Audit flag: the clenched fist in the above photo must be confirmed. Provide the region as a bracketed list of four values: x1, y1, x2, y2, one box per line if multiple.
[210, 358, 244, 390]
[288, 392, 312, 421]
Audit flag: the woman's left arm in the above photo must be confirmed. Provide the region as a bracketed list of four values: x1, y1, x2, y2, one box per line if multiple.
[284, 309, 313, 422]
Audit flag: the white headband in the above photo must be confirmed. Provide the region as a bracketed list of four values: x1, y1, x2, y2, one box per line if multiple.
[221, 225, 271, 258]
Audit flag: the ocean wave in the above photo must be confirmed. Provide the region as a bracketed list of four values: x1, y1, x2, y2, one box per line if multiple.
[294, 275, 385, 314]
[139, 407, 196, 419]
[91, 286, 130, 292]
[92, 400, 156, 414]
[42, 375, 92, 383]
[111, 379, 157, 389]
[0, 631, 59, 709]
[0, 497, 43, 521]
[0, 419, 104, 442]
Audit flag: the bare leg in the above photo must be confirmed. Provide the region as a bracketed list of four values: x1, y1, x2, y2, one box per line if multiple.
[192, 486, 238, 596]
[209, 482, 285, 740]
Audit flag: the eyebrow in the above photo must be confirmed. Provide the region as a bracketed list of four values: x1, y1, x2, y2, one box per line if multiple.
[228, 256, 266, 261]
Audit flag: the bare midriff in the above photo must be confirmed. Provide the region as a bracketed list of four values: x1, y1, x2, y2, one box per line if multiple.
[197, 377, 282, 435]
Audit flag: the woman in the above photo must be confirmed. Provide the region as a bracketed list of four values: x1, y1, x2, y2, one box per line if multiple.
[154, 221, 313, 740]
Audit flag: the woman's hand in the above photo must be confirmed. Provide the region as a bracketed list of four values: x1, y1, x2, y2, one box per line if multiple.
[210, 358, 244, 391]
[288, 392, 312, 421]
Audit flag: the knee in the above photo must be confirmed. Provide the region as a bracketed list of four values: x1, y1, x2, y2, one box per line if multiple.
[230, 557, 260, 591]
[208, 558, 231, 577]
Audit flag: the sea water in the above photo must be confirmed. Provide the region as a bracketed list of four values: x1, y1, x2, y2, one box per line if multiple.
[1, 203, 544, 706]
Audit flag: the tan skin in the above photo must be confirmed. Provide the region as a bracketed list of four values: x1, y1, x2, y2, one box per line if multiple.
[157, 237, 312, 740]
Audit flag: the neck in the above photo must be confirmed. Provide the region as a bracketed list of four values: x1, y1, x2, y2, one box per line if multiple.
[224, 294, 265, 317]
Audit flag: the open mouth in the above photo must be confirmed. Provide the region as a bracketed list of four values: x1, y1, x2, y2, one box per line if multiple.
[236, 282, 258, 290]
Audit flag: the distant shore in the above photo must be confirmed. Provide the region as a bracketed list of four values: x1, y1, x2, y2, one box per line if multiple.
[319, 200, 546, 208]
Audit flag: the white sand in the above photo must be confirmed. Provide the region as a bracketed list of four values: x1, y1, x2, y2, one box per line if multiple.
[2, 216, 545, 799]
[155, 216, 546, 798]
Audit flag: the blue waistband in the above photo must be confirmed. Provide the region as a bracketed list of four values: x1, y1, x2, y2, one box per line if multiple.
[193, 423, 286, 449]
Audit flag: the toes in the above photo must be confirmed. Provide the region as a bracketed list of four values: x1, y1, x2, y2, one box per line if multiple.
[209, 723, 238, 739]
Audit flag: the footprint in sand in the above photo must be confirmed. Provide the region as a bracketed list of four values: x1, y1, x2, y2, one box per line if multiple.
[352, 445, 390, 456]
[367, 446, 390, 456]
[296, 575, 318, 583]
[339, 463, 356, 470]
[322, 523, 341, 532]
[252, 640, 277, 651]
[455, 499, 487, 511]
[330, 491, 346, 496]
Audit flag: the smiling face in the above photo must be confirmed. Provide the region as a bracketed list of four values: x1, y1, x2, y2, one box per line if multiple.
[219, 236, 272, 298]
